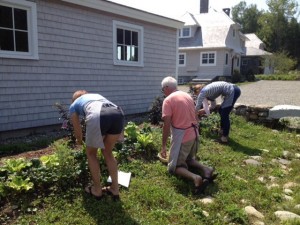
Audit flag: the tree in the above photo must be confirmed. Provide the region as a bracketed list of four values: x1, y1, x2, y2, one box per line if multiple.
[258, 0, 298, 52]
[232, 1, 262, 33]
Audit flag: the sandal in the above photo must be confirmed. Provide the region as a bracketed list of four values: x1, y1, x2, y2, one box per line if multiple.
[214, 138, 228, 145]
[85, 186, 103, 201]
[102, 186, 120, 201]
[202, 173, 218, 183]
[194, 179, 209, 195]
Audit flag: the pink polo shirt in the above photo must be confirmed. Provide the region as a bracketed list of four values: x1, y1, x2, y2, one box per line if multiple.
[162, 90, 197, 143]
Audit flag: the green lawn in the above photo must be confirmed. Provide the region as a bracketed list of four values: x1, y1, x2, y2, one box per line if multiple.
[1, 115, 300, 225]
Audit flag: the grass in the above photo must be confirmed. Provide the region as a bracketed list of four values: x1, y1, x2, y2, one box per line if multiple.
[1, 115, 300, 225]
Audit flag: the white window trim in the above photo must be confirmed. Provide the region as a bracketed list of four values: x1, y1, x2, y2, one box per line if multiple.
[200, 51, 216, 66]
[113, 20, 144, 67]
[178, 53, 186, 67]
[0, 0, 38, 60]
[179, 27, 191, 38]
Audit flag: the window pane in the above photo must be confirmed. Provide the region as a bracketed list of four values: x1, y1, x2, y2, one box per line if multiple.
[132, 31, 138, 46]
[209, 53, 214, 58]
[209, 59, 214, 63]
[14, 8, 27, 30]
[117, 44, 124, 60]
[0, 6, 13, 28]
[202, 59, 207, 64]
[133, 46, 138, 61]
[182, 27, 190, 36]
[117, 28, 123, 44]
[202, 54, 208, 59]
[0, 29, 14, 51]
[125, 30, 131, 45]
[15, 31, 28, 52]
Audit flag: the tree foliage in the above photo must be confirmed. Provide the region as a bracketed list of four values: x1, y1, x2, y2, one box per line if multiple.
[232, 0, 300, 68]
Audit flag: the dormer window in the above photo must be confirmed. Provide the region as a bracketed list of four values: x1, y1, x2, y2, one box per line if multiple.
[179, 27, 191, 38]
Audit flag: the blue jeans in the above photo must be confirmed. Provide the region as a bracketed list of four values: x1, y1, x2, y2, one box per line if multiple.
[218, 86, 241, 137]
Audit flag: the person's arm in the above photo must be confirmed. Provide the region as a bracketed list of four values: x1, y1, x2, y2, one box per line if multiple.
[202, 98, 210, 115]
[161, 115, 171, 158]
[209, 100, 216, 111]
[70, 113, 83, 145]
[195, 93, 205, 111]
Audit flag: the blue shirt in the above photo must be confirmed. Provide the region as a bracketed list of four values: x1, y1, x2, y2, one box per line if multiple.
[69, 93, 110, 116]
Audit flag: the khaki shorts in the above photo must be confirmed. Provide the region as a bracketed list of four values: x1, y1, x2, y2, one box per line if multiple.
[176, 139, 197, 169]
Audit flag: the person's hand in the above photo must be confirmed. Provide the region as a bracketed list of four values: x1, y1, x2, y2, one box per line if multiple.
[198, 109, 206, 116]
[160, 148, 167, 159]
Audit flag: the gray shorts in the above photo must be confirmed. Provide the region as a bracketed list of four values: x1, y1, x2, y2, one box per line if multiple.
[176, 139, 197, 169]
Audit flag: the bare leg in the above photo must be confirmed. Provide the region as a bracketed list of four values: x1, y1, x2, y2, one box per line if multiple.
[175, 167, 203, 187]
[85, 146, 102, 196]
[101, 134, 120, 195]
[187, 158, 214, 178]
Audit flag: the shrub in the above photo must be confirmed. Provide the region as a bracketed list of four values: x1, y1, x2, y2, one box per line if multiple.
[148, 96, 164, 125]
[53, 102, 86, 144]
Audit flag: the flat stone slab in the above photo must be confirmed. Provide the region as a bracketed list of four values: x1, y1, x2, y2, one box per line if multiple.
[268, 105, 300, 119]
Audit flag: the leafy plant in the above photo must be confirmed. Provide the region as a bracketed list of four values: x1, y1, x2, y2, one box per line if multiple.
[6, 176, 34, 191]
[124, 122, 140, 142]
[0, 158, 32, 174]
[40, 154, 59, 167]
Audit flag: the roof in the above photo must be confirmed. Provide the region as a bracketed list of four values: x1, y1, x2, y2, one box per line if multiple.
[245, 47, 272, 56]
[245, 33, 265, 49]
[61, 0, 184, 29]
[179, 10, 243, 53]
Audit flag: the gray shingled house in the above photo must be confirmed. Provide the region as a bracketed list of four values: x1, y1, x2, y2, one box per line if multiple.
[241, 33, 273, 78]
[177, 1, 246, 84]
[0, 0, 183, 138]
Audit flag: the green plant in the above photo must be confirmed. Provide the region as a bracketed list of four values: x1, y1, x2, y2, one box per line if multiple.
[199, 112, 220, 137]
[232, 69, 241, 83]
[0, 158, 32, 174]
[124, 122, 140, 142]
[6, 176, 34, 191]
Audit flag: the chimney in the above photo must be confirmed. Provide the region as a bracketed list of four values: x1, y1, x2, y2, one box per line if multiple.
[223, 8, 230, 16]
[200, 0, 209, 13]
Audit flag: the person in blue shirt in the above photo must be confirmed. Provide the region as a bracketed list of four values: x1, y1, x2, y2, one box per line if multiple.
[69, 90, 124, 200]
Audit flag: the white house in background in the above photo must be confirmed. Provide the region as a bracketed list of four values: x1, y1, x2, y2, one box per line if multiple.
[241, 33, 273, 76]
[177, 0, 246, 84]
[0, 0, 183, 138]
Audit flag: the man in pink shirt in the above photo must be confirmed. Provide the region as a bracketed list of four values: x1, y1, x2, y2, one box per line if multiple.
[160, 76, 217, 195]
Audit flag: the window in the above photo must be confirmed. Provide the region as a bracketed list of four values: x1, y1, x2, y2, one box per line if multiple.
[178, 53, 186, 66]
[233, 29, 236, 38]
[237, 57, 240, 67]
[242, 59, 248, 66]
[0, 0, 38, 59]
[200, 51, 216, 66]
[225, 53, 228, 65]
[179, 27, 191, 38]
[113, 21, 144, 67]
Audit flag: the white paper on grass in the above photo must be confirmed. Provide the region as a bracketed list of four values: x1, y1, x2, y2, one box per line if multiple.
[107, 171, 131, 188]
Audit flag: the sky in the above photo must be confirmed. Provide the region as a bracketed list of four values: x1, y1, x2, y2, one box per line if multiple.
[108, 0, 271, 19]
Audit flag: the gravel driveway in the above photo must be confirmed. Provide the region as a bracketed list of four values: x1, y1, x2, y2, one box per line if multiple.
[179, 81, 300, 107]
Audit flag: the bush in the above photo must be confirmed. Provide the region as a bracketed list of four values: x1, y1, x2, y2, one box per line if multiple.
[148, 96, 164, 125]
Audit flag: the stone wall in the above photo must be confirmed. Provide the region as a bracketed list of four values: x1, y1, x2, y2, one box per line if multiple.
[234, 104, 277, 128]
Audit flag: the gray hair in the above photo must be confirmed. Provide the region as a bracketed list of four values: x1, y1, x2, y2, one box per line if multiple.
[161, 76, 177, 90]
